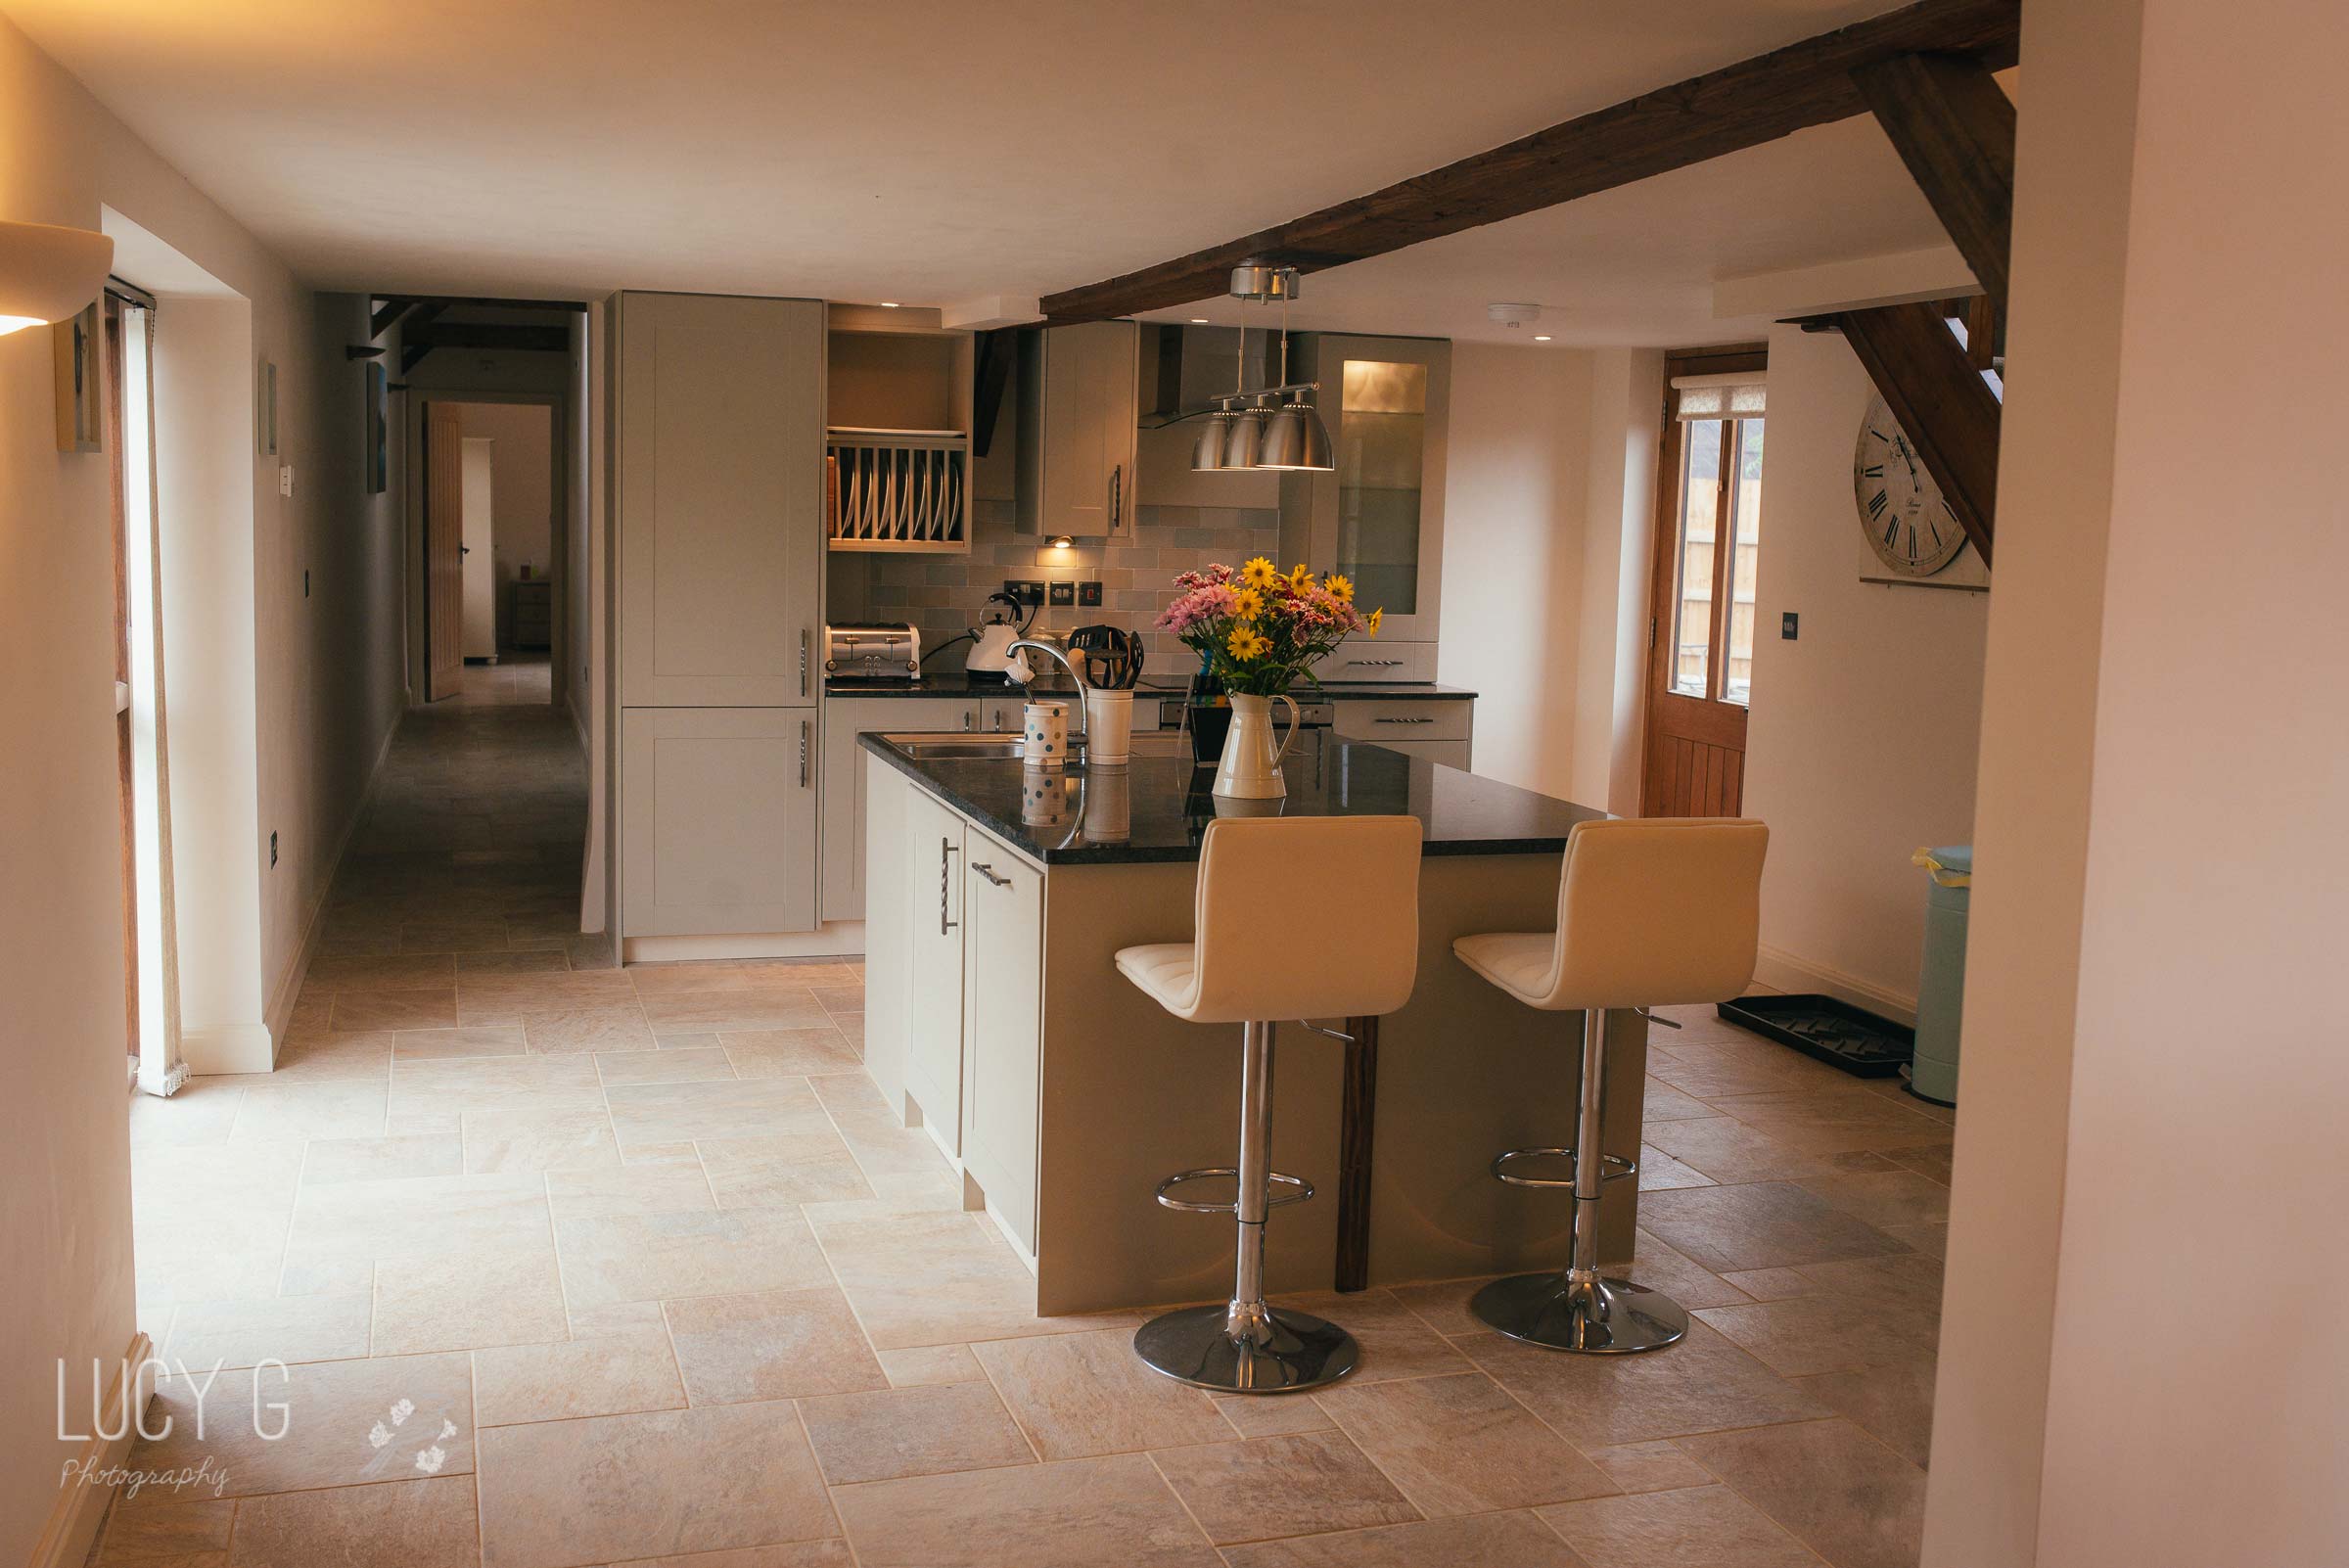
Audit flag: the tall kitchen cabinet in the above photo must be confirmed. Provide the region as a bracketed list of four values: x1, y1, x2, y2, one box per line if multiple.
[1280, 335, 1451, 677]
[1015, 322, 1139, 540]
[618, 293, 826, 940]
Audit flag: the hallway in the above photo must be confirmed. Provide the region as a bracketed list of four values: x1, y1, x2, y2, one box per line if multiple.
[107, 676, 1952, 1568]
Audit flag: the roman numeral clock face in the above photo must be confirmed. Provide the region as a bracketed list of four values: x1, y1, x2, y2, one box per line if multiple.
[1854, 393, 1967, 576]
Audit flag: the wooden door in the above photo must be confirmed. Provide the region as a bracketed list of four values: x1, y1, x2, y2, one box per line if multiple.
[621, 707, 818, 936]
[1642, 347, 1767, 816]
[616, 293, 824, 709]
[424, 401, 466, 700]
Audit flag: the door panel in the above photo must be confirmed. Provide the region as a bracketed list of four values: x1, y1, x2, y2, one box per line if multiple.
[425, 402, 466, 700]
[960, 833, 1043, 1252]
[903, 790, 966, 1149]
[621, 708, 817, 935]
[1642, 351, 1765, 817]
[618, 293, 824, 708]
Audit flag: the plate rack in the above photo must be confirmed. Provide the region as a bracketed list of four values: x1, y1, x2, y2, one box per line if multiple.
[826, 428, 970, 552]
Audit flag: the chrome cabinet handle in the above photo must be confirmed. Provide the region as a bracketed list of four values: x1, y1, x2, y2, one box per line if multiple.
[1347, 658, 1404, 668]
[799, 719, 810, 786]
[1375, 716, 1435, 725]
[962, 709, 976, 731]
[971, 862, 1012, 889]
[800, 628, 810, 696]
[1109, 464, 1123, 531]
[941, 839, 958, 934]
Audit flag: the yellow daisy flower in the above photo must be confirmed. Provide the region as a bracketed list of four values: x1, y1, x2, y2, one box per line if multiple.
[1226, 624, 1268, 661]
[1323, 574, 1355, 603]
[1289, 564, 1315, 592]
[1232, 586, 1265, 620]
[1240, 556, 1279, 590]
[1365, 607, 1383, 638]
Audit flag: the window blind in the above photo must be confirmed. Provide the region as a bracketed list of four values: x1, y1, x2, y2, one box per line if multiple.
[1671, 371, 1767, 421]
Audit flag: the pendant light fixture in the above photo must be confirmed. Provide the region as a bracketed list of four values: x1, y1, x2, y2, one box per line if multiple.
[1184, 262, 1335, 474]
[0, 220, 115, 336]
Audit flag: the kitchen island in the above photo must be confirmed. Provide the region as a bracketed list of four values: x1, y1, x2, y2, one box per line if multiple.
[859, 732, 1653, 1314]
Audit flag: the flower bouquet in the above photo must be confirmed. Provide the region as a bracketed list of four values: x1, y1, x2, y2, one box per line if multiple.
[1157, 557, 1382, 798]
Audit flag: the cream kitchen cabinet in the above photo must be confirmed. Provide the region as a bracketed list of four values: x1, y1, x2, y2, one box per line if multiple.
[622, 708, 817, 936]
[618, 292, 825, 709]
[1333, 697, 1474, 771]
[958, 829, 1045, 1253]
[1279, 334, 1451, 649]
[1015, 322, 1139, 541]
[821, 697, 979, 924]
[903, 787, 968, 1153]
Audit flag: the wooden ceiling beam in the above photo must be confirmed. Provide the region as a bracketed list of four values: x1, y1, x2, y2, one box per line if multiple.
[405, 322, 572, 355]
[1851, 50, 2016, 313]
[1037, 0, 2019, 324]
[369, 297, 418, 339]
[1833, 300, 2002, 568]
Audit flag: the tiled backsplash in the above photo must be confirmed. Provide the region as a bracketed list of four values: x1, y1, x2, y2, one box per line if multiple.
[825, 500, 1280, 678]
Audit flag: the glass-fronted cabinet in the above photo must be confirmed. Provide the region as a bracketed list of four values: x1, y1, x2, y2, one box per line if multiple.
[1279, 334, 1450, 661]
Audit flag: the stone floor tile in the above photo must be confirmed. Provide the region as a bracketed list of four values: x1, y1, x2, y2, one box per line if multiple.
[1148, 1429, 1420, 1545]
[472, 1324, 686, 1426]
[799, 1380, 1036, 1484]
[1541, 1482, 1819, 1567]
[1317, 1370, 1616, 1516]
[830, 1453, 1218, 1568]
[226, 1475, 478, 1567]
[1675, 1418, 1925, 1568]
[971, 1327, 1231, 1459]
[664, 1285, 889, 1404]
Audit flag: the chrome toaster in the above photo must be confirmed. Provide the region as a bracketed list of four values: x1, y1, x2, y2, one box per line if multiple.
[822, 622, 921, 680]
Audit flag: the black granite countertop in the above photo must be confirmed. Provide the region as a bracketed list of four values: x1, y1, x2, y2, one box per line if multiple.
[861, 733, 1600, 865]
[825, 672, 1479, 702]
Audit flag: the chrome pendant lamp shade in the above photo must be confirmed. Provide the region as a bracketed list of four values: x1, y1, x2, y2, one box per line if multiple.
[1192, 408, 1239, 471]
[1222, 402, 1267, 469]
[1256, 398, 1334, 472]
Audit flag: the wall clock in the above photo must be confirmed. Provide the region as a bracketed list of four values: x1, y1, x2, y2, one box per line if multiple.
[1853, 393, 1967, 577]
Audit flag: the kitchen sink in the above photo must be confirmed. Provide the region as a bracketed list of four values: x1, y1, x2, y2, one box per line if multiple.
[879, 732, 1049, 760]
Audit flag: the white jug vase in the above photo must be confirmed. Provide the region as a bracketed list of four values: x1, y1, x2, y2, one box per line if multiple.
[1211, 691, 1300, 801]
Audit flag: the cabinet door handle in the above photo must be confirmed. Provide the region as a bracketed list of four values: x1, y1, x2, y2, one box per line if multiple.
[800, 628, 810, 696]
[970, 862, 1012, 889]
[1375, 716, 1435, 725]
[799, 719, 810, 786]
[963, 709, 975, 732]
[941, 840, 958, 934]
[1347, 658, 1404, 669]
[1109, 464, 1123, 531]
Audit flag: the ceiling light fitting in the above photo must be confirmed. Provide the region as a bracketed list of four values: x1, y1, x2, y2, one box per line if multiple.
[1185, 263, 1334, 474]
[0, 220, 115, 337]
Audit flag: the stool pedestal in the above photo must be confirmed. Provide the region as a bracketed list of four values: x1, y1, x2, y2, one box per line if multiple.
[1471, 1006, 1688, 1355]
[1133, 1021, 1359, 1393]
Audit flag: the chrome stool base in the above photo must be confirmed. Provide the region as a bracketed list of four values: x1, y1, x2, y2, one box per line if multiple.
[1133, 1303, 1359, 1393]
[1471, 1270, 1688, 1355]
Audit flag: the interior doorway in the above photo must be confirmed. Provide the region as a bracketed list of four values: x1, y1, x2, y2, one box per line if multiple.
[419, 396, 560, 705]
[1642, 345, 1767, 817]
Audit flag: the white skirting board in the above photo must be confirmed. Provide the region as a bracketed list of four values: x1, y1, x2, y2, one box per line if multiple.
[260, 715, 404, 1059]
[623, 923, 864, 964]
[1751, 944, 1918, 1027]
[179, 1022, 276, 1077]
[30, 1333, 156, 1568]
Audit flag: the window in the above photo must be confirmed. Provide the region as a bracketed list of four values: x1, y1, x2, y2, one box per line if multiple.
[1666, 374, 1766, 708]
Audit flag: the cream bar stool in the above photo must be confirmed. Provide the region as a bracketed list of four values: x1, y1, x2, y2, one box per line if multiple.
[1454, 816, 1768, 1354]
[1116, 814, 1423, 1393]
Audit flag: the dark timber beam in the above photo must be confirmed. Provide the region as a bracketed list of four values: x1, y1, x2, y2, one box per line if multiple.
[1038, 0, 2019, 323]
[406, 322, 572, 355]
[1834, 301, 2002, 568]
[1851, 51, 2017, 313]
[369, 297, 418, 339]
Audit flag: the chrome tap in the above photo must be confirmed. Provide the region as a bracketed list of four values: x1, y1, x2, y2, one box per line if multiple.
[1007, 639, 1090, 756]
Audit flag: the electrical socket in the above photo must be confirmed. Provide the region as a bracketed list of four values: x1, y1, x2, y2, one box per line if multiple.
[1002, 579, 1044, 606]
[1048, 580, 1076, 607]
[1781, 612, 1800, 640]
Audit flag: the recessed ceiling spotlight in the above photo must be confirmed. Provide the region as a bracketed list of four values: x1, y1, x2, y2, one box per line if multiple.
[1533, 335, 1552, 342]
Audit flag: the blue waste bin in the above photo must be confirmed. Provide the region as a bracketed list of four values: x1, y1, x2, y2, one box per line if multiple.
[1908, 846, 1971, 1105]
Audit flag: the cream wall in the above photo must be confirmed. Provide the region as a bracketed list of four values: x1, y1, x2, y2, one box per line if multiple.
[1435, 343, 1595, 799]
[2012, 0, 2349, 1558]
[1740, 325, 1990, 1018]
[1920, 0, 2137, 1558]
[1571, 347, 1665, 815]
[0, 13, 402, 1559]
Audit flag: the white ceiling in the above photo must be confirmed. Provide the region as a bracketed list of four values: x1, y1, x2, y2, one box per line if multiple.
[8, 0, 1969, 344]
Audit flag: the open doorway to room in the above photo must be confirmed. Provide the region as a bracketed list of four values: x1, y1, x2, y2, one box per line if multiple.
[1642, 344, 1767, 817]
[420, 397, 559, 707]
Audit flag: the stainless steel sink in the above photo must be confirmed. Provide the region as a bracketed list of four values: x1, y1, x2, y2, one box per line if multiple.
[880, 732, 1045, 761]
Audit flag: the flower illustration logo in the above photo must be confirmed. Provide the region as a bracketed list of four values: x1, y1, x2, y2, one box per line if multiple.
[414, 1446, 446, 1475]
[357, 1396, 461, 1480]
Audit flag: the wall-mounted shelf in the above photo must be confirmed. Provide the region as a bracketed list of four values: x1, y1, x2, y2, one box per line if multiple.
[827, 428, 970, 552]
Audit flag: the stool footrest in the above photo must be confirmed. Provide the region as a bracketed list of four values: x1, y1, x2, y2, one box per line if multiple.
[1491, 1146, 1637, 1189]
[1155, 1166, 1315, 1215]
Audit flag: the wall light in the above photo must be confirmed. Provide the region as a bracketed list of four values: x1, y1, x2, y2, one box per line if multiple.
[1048, 535, 1074, 549]
[1533, 335, 1552, 342]
[0, 220, 115, 336]
[877, 301, 901, 308]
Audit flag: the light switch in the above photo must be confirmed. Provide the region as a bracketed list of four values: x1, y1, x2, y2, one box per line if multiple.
[1780, 612, 1799, 640]
[278, 465, 295, 497]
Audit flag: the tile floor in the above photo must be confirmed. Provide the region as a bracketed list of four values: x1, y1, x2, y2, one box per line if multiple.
[102, 668, 1956, 1567]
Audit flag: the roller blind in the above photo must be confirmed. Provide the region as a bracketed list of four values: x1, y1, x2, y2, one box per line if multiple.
[1671, 371, 1767, 422]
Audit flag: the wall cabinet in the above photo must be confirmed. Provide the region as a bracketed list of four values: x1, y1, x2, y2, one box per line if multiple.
[618, 293, 825, 708]
[1279, 334, 1451, 648]
[959, 830, 1045, 1252]
[1015, 322, 1138, 540]
[903, 788, 968, 1151]
[622, 708, 817, 936]
[821, 697, 977, 923]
